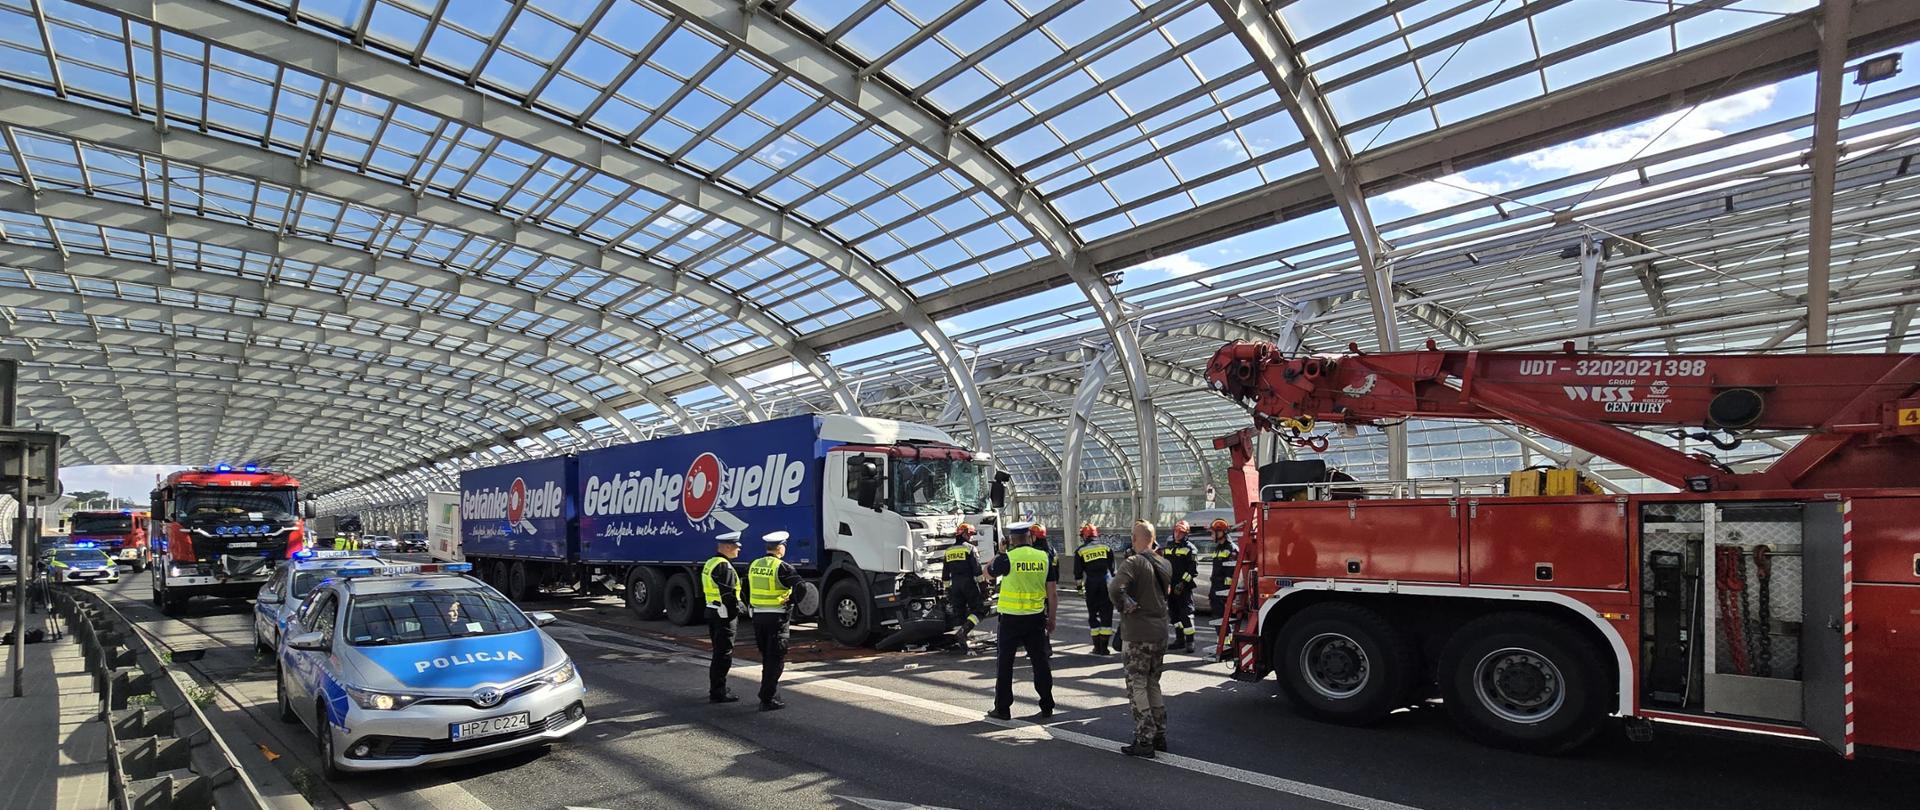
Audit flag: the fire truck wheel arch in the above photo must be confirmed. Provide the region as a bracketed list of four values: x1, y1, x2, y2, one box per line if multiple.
[1258, 584, 1634, 716]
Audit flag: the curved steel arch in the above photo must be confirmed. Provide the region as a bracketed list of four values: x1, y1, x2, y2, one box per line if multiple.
[679, 0, 1155, 535]
[0, 189, 682, 436]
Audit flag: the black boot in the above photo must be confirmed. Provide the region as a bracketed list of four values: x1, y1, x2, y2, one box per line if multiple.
[1154, 733, 1167, 752]
[1120, 743, 1156, 758]
[1092, 639, 1109, 656]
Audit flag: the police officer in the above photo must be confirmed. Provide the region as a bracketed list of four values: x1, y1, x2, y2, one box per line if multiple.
[943, 523, 987, 653]
[746, 531, 802, 711]
[703, 532, 745, 703]
[1165, 520, 1199, 652]
[1076, 522, 1116, 655]
[986, 522, 1057, 720]
[1207, 518, 1237, 622]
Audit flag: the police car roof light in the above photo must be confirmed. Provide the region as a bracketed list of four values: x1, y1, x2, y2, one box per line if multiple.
[295, 549, 379, 560]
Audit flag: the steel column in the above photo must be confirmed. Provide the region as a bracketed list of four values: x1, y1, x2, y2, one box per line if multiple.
[1805, 0, 1855, 353]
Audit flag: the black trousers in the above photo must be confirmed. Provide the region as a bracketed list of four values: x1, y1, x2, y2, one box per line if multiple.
[948, 583, 985, 631]
[994, 612, 1054, 713]
[1085, 585, 1114, 641]
[707, 610, 736, 699]
[1169, 587, 1195, 643]
[752, 611, 790, 702]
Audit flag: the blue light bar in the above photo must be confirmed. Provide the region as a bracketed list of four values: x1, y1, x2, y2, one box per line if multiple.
[242, 463, 259, 473]
[214, 463, 232, 473]
[294, 550, 378, 561]
[72, 541, 95, 549]
[374, 563, 473, 576]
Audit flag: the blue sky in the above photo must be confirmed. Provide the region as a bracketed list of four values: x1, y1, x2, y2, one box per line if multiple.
[60, 464, 187, 501]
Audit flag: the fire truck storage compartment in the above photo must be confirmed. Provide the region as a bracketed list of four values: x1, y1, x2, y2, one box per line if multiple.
[1467, 498, 1628, 590]
[1639, 500, 1848, 738]
[1263, 500, 1460, 583]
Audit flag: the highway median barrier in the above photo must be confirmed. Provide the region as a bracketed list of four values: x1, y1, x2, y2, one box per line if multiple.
[49, 587, 284, 810]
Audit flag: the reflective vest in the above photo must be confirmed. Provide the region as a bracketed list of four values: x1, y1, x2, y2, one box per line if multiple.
[701, 556, 731, 606]
[944, 546, 973, 564]
[997, 546, 1050, 616]
[748, 556, 793, 611]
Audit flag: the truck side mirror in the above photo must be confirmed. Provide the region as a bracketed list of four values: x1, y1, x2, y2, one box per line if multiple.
[990, 470, 1011, 509]
[302, 500, 316, 520]
[854, 462, 883, 511]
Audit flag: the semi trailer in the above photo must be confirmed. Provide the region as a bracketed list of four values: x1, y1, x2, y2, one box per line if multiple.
[457, 414, 1003, 645]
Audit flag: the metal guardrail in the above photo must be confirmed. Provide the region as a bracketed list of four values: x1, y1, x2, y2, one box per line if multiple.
[1260, 476, 1508, 502]
[51, 587, 276, 810]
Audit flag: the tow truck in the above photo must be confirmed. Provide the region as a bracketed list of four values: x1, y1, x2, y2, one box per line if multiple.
[1205, 342, 1920, 756]
[149, 464, 307, 614]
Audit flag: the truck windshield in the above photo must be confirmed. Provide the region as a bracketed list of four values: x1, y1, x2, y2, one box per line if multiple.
[890, 458, 989, 516]
[176, 489, 296, 520]
[346, 588, 532, 646]
[70, 514, 134, 534]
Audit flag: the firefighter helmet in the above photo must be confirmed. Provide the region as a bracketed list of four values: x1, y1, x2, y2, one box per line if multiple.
[1210, 518, 1231, 534]
[1080, 522, 1097, 539]
[1173, 520, 1191, 537]
[955, 522, 976, 540]
[1031, 523, 1048, 540]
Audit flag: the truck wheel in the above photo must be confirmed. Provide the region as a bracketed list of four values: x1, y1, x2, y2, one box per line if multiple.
[663, 572, 700, 626]
[488, 561, 510, 591]
[626, 567, 666, 620]
[822, 578, 873, 647]
[507, 562, 532, 603]
[1274, 602, 1414, 726]
[1439, 612, 1609, 754]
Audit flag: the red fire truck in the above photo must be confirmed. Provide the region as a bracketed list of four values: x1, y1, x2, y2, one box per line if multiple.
[1205, 342, 1920, 757]
[67, 509, 151, 572]
[149, 465, 307, 613]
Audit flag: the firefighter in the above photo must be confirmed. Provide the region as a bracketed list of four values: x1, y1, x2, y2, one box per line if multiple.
[703, 532, 745, 703]
[1165, 520, 1199, 652]
[746, 531, 801, 710]
[1076, 522, 1116, 655]
[986, 521, 1057, 720]
[1030, 523, 1052, 557]
[943, 522, 988, 653]
[1207, 518, 1237, 622]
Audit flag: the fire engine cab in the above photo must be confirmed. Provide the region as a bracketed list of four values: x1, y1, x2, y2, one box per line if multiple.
[1206, 342, 1920, 757]
[149, 464, 307, 613]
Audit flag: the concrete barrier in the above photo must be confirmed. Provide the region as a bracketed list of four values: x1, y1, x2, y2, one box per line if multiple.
[51, 588, 284, 810]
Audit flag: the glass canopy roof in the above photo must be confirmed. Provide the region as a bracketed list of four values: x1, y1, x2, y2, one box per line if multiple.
[0, 0, 1913, 526]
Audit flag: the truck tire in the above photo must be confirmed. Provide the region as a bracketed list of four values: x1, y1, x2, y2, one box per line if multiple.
[663, 572, 700, 626]
[626, 567, 666, 620]
[488, 561, 509, 592]
[1439, 612, 1609, 754]
[822, 578, 874, 647]
[1274, 602, 1415, 726]
[507, 561, 532, 603]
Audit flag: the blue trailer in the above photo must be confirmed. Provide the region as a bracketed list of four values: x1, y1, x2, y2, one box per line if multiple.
[457, 415, 1002, 645]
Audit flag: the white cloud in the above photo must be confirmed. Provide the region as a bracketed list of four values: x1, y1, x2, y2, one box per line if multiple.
[60, 465, 189, 500]
[1380, 175, 1519, 214]
[1517, 86, 1779, 174]
[1126, 252, 1209, 277]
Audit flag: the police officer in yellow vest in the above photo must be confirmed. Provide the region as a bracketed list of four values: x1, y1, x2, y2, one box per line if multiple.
[986, 521, 1058, 720]
[703, 532, 745, 704]
[746, 531, 802, 711]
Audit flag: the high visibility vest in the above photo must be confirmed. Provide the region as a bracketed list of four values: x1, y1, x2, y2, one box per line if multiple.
[701, 556, 731, 605]
[997, 546, 1050, 616]
[747, 556, 793, 611]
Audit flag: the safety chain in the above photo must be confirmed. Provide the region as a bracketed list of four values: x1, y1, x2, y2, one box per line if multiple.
[1714, 542, 1751, 675]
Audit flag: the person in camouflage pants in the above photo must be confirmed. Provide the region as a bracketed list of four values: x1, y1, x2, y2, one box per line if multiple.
[1110, 520, 1172, 758]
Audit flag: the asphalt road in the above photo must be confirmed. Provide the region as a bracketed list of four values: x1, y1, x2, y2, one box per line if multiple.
[79, 565, 1920, 810]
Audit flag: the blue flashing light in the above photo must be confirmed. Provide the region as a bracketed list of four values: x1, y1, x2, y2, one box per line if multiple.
[297, 550, 377, 561]
[445, 563, 474, 574]
[333, 567, 378, 578]
[293, 549, 314, 560]
[73, 541, 95, 549]
[242, 463, 259, 473]
[214, 463, 233, 473]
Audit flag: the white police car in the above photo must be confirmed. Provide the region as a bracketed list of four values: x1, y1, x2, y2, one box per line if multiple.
[46, 544, 118, 584]
[275, 563, 586, 774]
[255, 550, 389, 653]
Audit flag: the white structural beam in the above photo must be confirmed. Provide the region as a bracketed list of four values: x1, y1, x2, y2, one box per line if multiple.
[1061, 349, 1114, 542]
[1573, 235, 1605, 350]
[1804, 0, 1855, 353]
[0, 88, 802, 419]
[1211, 0, 1404, 479]
[77, 0, 978, 445]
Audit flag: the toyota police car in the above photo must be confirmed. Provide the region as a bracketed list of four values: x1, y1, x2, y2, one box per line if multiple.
[255, 550, 390, 653]
[276, 562, 586, 774]
[45, 544, 119, 584]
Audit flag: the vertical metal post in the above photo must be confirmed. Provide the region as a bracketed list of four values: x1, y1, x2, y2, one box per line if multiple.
[1574, 236, 1604, 350]
[1806, 0, 1853, 353]
[11, 447, 27, 697]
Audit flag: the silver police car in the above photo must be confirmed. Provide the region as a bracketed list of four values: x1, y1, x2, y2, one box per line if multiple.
[254, 550, 388, 653]
[46, 545, 119, 584]
[275, 563, 586, 774]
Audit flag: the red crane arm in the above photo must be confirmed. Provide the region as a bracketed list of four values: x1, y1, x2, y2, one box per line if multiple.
[1205, 343, 1920, 491]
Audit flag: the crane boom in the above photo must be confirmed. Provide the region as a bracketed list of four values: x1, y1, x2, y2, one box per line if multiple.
[1206, 342, 1920, 491]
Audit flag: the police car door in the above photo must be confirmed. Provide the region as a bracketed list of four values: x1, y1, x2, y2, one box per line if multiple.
[256, 565, 288, 642]
[287, 591, 339, 711]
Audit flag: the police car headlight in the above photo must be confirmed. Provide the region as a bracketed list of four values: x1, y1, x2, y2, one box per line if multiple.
[343, 684, 421, 711]
[536, 660, 578, 688]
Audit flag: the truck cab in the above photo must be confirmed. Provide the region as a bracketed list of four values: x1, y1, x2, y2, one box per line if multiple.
[150, 465, 306, 614]
[67, 510, 151, 572]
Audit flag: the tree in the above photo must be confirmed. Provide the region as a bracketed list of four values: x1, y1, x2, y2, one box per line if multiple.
[67, 490, 110, 507]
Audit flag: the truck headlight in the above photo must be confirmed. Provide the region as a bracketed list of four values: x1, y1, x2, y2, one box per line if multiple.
[344, 684, 421, 711]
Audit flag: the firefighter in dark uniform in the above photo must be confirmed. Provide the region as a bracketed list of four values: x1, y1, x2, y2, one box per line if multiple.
[943, 523, 987, 653]
[703, 532, 745, 703]
[1165, 520, 1199, 652]
[986, 522, 1057, 720]
[1076, 522, 1117, 655]
[1030, 523, 1053, 557]
[1207, 518, 1237, 622]
[746, 530, 802, 710]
